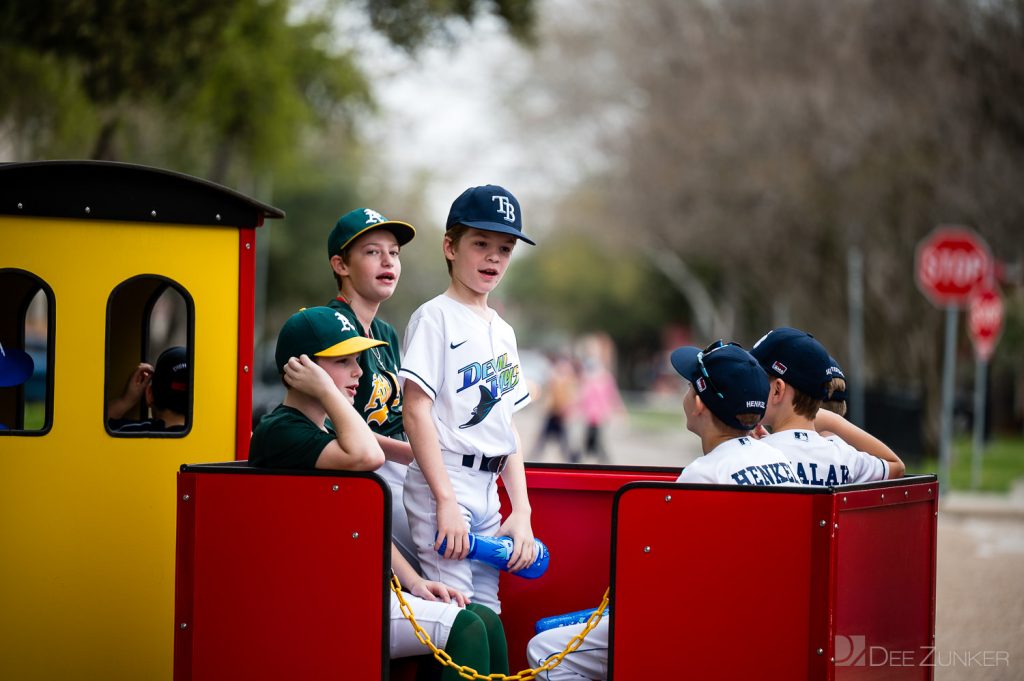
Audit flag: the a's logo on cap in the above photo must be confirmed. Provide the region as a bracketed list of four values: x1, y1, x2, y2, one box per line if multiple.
[492, 195, 516, 223]
[695, 377, 707, 392]
[363, 208, 385, 224]
[335, 311, 356, 332]
[771, 360, 788, 375]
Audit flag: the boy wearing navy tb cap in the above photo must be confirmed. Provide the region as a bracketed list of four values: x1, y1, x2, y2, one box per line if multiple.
[750, 327, 904, 485]
[525, 340, 796, 681]
[400, 184, 537, 614]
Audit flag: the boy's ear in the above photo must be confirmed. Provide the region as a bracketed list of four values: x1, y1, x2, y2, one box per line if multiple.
[145, 384, 155, 408]
[692, 392, 706, 415]
[330, 254, 349, 278]
[442, 234, 458, 261]
[770, 378, 787, 404]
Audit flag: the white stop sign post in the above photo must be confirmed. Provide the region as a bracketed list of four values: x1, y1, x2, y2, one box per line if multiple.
[967, 286, 1004, 489]
[915, 226, 993, 493]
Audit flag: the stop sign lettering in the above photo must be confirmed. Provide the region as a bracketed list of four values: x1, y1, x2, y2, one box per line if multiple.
[915, 226, 993, 307]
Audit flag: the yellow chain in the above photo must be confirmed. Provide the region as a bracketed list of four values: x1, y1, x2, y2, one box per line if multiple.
[390, 573, 610, 681]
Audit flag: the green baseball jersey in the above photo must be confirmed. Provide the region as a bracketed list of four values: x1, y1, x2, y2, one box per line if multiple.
[248, 405, 335, 469]
[327, 297, 405, 439]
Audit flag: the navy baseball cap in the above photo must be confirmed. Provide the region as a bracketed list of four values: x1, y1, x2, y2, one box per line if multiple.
[151, 346, 190, 414]
[446, 184, 536, 245]
[826, 355, 847, 402]
[327, 207, 415, 258]
[0, 342, 33, 387]
[750, 327, 831, 400]
[670, 340, 769, 431]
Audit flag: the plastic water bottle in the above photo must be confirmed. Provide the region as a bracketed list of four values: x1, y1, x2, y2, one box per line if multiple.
[436, 533, 550, 579]
[534, 606, 610, 634]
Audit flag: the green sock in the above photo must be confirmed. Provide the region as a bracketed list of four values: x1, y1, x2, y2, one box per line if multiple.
[467, 603, 509, 674]
[441, 609, 490, 681]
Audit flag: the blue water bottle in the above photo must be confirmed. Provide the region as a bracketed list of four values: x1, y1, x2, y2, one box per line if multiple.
[436, 532, 550, 579]
[534, 606, 610, 634]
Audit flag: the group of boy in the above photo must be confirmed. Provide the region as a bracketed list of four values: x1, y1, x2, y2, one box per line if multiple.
[247, 182, 905, 680]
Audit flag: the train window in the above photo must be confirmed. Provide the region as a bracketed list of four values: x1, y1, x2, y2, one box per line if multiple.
[105, 276, 194, 437]
[0, 269, 53, 435]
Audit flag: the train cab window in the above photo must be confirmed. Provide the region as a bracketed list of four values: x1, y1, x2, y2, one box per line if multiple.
[105, 276, 194, 437]
[0, 270, 54, 434]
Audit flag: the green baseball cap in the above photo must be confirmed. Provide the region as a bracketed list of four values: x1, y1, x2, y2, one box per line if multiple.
[327, 207, 415, 258]
[275, 307, 386, 373]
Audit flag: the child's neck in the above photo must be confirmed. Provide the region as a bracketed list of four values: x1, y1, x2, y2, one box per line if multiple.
[283, 391, 327, 429]
[444, 281, 493, 320]
[337, 287, 381, 332]
[765, 411, 814, 434]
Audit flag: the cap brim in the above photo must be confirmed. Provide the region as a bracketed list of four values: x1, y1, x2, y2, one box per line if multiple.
[0, 348, 34, 387]
[337, 221, 416, 252]
[315, 336, 387, 358]
[670, 346, 700, 382]
[457, 221, 536, 245]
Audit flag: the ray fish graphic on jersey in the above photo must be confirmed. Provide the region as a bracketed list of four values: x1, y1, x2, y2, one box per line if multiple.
[460, 385, 502, 429]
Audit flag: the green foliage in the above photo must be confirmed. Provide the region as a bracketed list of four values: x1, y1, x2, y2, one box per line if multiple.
[921, 436, 1024, 493]
[504, 225, 692, 361]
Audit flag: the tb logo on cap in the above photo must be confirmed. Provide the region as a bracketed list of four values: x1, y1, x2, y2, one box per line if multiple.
[492, 195, 515, 223]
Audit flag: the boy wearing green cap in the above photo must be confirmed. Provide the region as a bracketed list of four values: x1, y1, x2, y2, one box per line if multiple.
[326, 207, 420, 566]
[250, 307, 509, 676]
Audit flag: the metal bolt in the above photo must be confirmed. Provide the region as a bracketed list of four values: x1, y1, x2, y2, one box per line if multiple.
[215, 213, 222, 221]
[182, 494, 190, 502]
[643, 546, 651, 553]
[243, 365, 249, 373]
[842, 496, 847, 504]
[905, 490, 909, 498]
[819, 520, 826, 527]
[352, 532, 359, 539]
[17, 202, 23, 210]
[180, 622, 188, 630]
[245, 242, 251, 250]
[881, 493, 885, 501]
[150, 210, 157, 218]
[664, 495, 672, 502]
[332, 485, 339, 492]
[834, 523, 838, 530]
[85, 206, 91, 214]
[816, 648, 824, 655]
[929, 488, 934, 495]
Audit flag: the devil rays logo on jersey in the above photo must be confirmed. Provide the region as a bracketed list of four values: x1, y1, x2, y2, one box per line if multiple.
[456, 353, 520, 428]
[460, 385, 502, 429]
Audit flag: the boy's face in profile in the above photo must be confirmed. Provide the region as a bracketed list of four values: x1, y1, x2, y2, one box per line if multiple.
[315, 353, 364, 403]
[333, 228, 402, 303]
[682, 382, 700, 435]
[445, 227, 517, 295]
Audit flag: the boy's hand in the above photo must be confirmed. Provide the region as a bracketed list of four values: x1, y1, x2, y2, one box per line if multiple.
[409, 578, 469, 607]
[498, 509, 536, 572]
[435, 499, 470, 560]
[125, 363, 154, 402]
[282, 355, 336, 401]
[750, 424, 770, 439]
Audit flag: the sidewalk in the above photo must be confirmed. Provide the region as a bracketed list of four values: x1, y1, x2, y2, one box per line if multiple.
[939, 479, 1024, 520]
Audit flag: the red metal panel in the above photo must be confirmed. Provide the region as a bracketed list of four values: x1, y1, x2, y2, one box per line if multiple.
[833, 481, 938, 680]
[498, 465, 680, 671]
[235, 228, 256, 460]
[173, 467, 389, 681]
[610, 484, 827, 681]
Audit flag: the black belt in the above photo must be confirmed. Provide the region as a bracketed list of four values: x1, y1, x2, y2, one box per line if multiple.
[462, 453, 509, 474]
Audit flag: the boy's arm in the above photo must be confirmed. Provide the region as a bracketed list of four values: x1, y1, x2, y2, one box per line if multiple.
[376, 434, 414, 465]
[403, 381, 471, 559]
[107, 363, 153, 419]
[391, 543, 468, 606]
[283, 355, 385, 471]
[814, 409, 905, 479]
[498, 423, 537, 572]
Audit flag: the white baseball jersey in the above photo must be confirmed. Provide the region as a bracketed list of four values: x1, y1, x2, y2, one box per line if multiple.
[676, 436, 800, 486]
[399, 294, 531, 457]
[762, 429, 888, 486]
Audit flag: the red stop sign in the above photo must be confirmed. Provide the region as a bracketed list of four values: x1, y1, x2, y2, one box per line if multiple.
[915, 226, 992, 307]
[968, 286, 1003, 361]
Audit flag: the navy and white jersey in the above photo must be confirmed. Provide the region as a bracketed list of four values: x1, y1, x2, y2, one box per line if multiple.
[762, 429, 888, 486]
[676, 436, 800, 486]
[400, 294, 530, 457]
